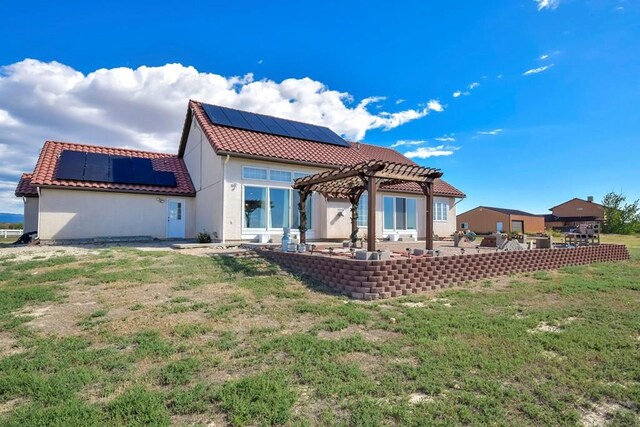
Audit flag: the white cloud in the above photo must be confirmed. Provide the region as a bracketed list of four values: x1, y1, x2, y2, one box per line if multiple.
[395, 99, 405, 105]
[435, 133, 455, 142]
[426, 100, 444, 112]
[0, 110, 21, 127]
[257, 59, 263, 64]
[453, 81, 479, 98]
[535, 0, 559, 11]
[0, 59, 444, 213]
[404, 145, 460, 159]
[523, 64, 554, 75]
[540, 54, 549, 60]
[477, 129, 503, 135]
[390, 139, 426, 148]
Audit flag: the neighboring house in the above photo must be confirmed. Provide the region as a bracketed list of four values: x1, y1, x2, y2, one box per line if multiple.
[544, 197, 604, 230]
[16, 101, 465, 242]
[457, 206, 545, 234]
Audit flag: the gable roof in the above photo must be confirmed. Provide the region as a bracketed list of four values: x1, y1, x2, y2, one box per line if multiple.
[15, 173, 38, 197]
[29, 141, 195, 196]
[461, 206, 540, 217]
[180, 100, 465, 198]
[549, 197, 603, 210]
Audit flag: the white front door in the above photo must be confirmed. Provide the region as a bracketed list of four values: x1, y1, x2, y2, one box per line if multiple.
[167, 199, 185, 238]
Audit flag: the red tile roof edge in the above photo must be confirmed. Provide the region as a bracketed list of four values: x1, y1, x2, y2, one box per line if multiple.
[15, 173, 38, 197]
[29, 140, 196, 196]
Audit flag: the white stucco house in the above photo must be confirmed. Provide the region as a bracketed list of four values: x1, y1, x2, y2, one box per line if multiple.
[16, 101, 465, 242]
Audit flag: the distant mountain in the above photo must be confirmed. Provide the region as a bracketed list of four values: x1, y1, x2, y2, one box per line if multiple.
[0, 213, 24, 223]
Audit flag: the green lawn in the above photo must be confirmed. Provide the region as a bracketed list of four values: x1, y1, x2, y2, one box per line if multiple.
[0, 236, 638, 426]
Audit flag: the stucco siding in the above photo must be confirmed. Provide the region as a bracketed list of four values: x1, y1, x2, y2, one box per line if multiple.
[38, 189, 195, 240]
[182, 121, 224, 239]
[23, 197, 39, 233]
[432, 196, 457, 238]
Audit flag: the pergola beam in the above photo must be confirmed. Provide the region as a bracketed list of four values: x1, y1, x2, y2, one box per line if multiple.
[292, 160, 443, 252]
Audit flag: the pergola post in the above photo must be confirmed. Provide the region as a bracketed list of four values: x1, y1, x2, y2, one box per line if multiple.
[420, 181, 434, 251]
[348, 188, 365, 247]
[367, 176, 378, 252]
[297, 188, 311, 244]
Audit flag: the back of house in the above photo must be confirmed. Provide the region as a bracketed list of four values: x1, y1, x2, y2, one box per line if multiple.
[16, 101, 465, 242]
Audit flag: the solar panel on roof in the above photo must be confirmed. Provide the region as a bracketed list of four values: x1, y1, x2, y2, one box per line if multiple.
[239, 110, 270, 134]
[111, 156, 133, 183]
[56, 151, 86, 180]
[83, 153, 110, 182]
[131, 158, 155, 185]
[154, 171, 177, 187]
[200, 103, 349, 147]
[55, 150, 177, 188]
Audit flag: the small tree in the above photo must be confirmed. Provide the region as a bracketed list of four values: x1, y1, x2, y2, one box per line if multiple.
[602, 192, 640, 234]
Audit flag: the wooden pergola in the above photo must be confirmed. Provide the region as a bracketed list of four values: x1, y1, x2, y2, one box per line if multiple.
[292, 160, 443, 251]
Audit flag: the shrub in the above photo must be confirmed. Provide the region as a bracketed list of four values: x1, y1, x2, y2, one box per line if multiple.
[196, 230, 212, 243]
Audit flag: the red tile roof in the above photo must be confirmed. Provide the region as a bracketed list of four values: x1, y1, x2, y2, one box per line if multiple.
[15, 173, 38, 197]
[30, 141, 195, 196]
[183, 100, 465, 198]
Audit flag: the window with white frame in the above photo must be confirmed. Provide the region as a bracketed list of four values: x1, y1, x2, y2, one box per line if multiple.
[433, 202, 449, 221]
[461, 222, 469, 229]
[243, 186, 312, 230]
[357, 193, 368, 227]
[241, 166, 315, 231]
[244, 186, 267, 228]
[383, 196, 417, 230]
[242, 167, 267, 180]
[269, 170, 292, 182]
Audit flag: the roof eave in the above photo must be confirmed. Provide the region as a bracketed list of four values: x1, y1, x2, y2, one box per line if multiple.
[37, 184, 196, 198]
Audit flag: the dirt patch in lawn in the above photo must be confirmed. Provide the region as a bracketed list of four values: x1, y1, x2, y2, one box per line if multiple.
[317, 324, 401, 342]
[580, 402, 628, 427]
[339, 351, 382, 372]
[0, 332, 23, 357]
[0, 245, 100, 262]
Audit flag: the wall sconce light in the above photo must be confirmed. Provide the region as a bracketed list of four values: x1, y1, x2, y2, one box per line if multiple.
[337, 208, 345, 217]
[156, 197, 165, 203]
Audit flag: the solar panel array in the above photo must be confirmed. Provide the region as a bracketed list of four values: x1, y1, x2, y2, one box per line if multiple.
[201, 104, 349, 147]
[55, 150, 177, 187]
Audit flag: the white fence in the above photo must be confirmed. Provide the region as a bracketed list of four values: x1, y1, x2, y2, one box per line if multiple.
[0, 229, 23, 239]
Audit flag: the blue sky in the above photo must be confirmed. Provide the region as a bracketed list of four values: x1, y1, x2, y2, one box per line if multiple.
[1, 0, 638, 215]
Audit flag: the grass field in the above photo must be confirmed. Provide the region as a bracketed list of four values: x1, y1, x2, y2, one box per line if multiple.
[0, 236, 638, 426]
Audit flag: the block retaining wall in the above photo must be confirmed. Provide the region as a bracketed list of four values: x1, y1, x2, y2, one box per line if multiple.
[258, 244, 630, 300]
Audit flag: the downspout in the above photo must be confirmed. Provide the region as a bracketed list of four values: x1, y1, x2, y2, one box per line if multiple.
[221, 154, 230, 243]
[36, 187, 41, 236]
